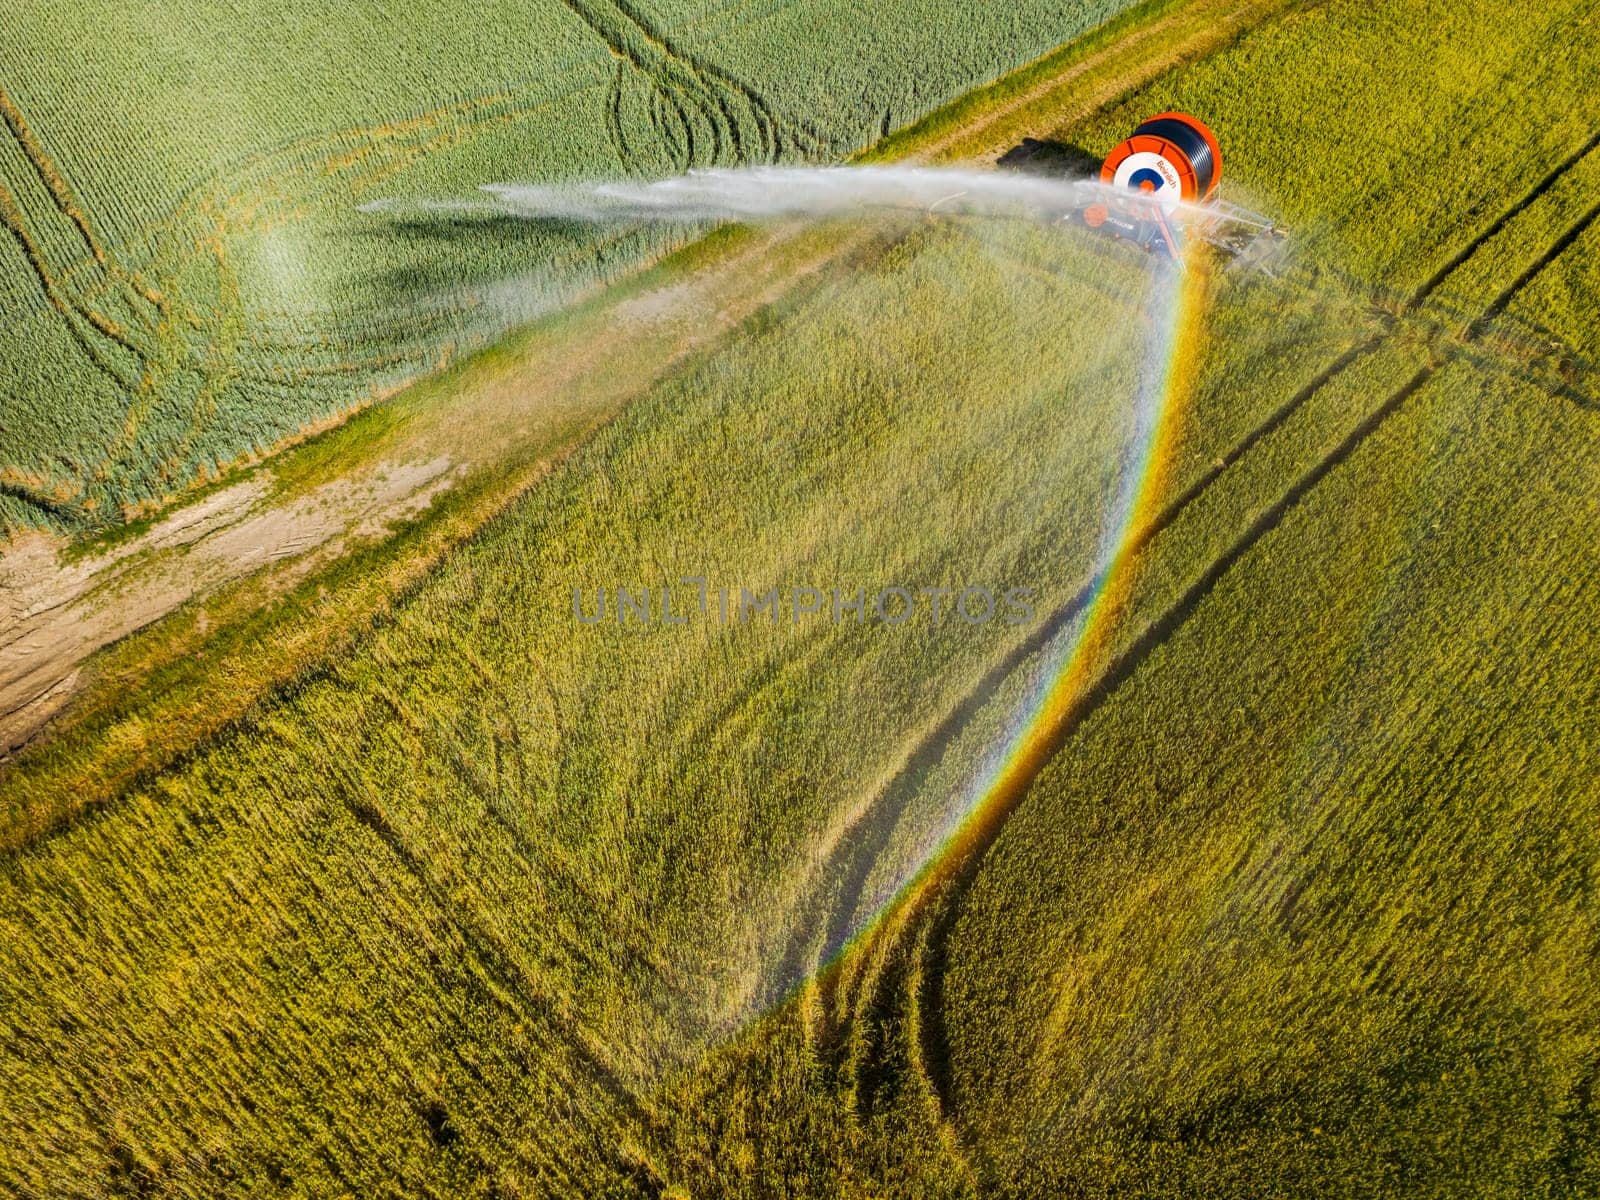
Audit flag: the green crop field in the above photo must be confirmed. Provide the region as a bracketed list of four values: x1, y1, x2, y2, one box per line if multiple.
[1, 0, 1597, 1195]
[0, 0, 1138, 533]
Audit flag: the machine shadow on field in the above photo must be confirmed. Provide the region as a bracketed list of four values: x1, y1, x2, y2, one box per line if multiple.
[350, 211, 663, 318]
[997, 137, 1103, 178]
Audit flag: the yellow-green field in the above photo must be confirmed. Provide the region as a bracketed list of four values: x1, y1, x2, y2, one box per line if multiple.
[1, 0, 1597, 1196]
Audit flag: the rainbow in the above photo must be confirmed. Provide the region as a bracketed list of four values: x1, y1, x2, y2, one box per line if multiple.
[822, 252, 1212, 978]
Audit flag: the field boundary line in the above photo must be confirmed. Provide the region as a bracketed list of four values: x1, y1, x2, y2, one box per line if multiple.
[874, 0, 1294, 167]
[912, 0, 1203, 160]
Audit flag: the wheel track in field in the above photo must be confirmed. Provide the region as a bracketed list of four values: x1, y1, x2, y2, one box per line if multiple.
[0, 162, 145, 398]
[830, 125, 1600, 1170]
[571, 0, 826, 170]
[0, 84, 164, 347]
[1407, 133, 1600, 309]
[0, 83, 184, 471]
[0, 83, 241, 525]
[1466, 198, 1600, 339]
[332, 706, 676, 1192]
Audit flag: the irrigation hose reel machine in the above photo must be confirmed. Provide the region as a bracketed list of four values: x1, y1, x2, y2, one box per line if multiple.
[1076, 111, 1285, 268]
